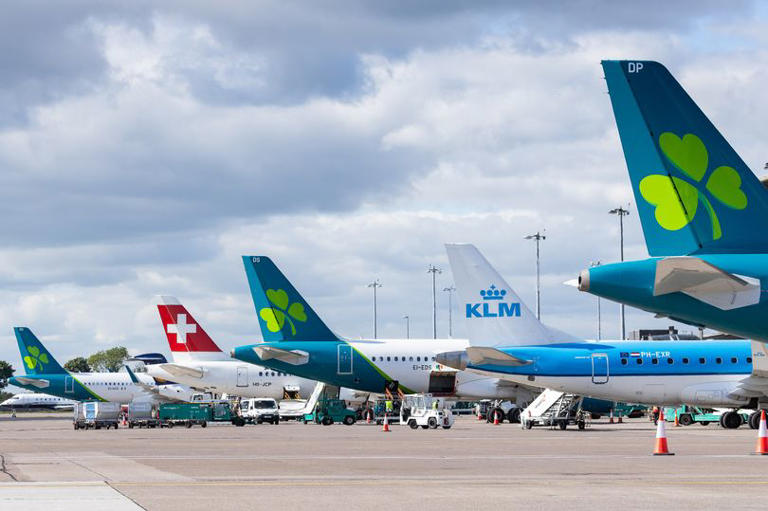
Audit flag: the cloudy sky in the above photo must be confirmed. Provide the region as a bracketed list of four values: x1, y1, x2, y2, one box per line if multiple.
[3, 1, 768, 370]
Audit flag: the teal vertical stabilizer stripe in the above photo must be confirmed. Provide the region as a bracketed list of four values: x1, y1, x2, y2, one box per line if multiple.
[14, 327, 66, 375]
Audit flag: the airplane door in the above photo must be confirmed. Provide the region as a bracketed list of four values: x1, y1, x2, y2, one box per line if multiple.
[591, 353, 609, 384]
[236, 366, 248, 387]
[337, 344, 353, 375]
[65, 376, 74, 394]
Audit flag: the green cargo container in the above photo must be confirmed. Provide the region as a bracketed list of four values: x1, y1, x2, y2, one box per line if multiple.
[159, 403, 211, 428]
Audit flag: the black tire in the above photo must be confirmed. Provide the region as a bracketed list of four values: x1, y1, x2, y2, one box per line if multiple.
[507, 408, 521, 424]
[168, 422, 174, 428]
[185, 421, 193, 429]
[128, 423, 134, 429]
[428, 417, 438, 429]
[442, 425, 452, 429]
[343, 415, 355, 425]
[302, 419, 308, 425]
[558, 420, 567, 430]
[73, 423, 78, 430]
[409, 420, 419, 430]
[273, 419, 279, 425]
[749, 411, 761, 430]
[679, 413, 694, 427]
[201, 421, 207, 428]
[321, 416, 332, 426]
[256, 419, 262, 425]
[699, 421, 710, 426]
[721, 411, 743, 429]
[577, 421, 585, 430]
[524, 420, 533, 430]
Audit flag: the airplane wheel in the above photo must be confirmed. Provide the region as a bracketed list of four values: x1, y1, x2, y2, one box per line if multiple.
[749, 411, 761, 430]
[721, 411, 742, 429]
[507, 408, 521, 424]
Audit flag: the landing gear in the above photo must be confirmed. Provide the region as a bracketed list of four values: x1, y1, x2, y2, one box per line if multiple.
[749, 410, 767, 430]
[720, 411, 743, 429]
[507, 408, 521, 424]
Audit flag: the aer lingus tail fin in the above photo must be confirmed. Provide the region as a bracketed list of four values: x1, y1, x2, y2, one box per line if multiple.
[242, 256, 340, 342]
[14, 327, 67, 375]
[602, 60, 768, 256]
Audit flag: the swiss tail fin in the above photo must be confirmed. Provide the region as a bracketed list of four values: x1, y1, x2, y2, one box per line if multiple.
[156, 296, 227, 362]
[445, 244, 566, 346]
[242, 256, 339, 342]
[14, 327, 67, 375]
[602, 60, 768, 256]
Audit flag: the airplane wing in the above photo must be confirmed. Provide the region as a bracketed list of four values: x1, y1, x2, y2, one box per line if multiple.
[466, 347, 532, 367]
[252, 345, 309, 365]
[13, 377, 50, 389]
[729, 341, 768, 399]
[157, 363, 204, 379]
[654, 257, 760, 310]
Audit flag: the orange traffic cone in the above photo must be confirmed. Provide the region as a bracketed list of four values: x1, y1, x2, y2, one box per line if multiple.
[493, 410, 500, 425]
[674, 409, 680, 427]
[366, 410, 371, 424]
[653, 411, 674, 456]
[477, 410, 483, 421]
[754, 410, 768, 455]
[609, 410, 614, 424]
[618, 412, 623, 424]
[382, 413, 390, 432]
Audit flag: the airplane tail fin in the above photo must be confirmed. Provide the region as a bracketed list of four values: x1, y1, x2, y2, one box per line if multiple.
[242, 256, 340, 342]
[602, 60, 768, 256]
[156, 296, 227, 362]
[445, 244, 562, 346]
[14, 327, 67, 375]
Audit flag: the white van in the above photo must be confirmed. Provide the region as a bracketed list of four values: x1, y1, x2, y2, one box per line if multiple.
[240, 398, 280, 424]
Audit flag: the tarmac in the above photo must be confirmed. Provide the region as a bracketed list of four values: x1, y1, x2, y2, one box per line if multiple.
[1, 412, 767, 510]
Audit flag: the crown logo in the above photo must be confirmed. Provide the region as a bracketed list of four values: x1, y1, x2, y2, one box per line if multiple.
[480, 285, 506, 301]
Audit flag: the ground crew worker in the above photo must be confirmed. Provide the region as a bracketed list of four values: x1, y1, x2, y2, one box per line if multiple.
[432, 399, 439, 411]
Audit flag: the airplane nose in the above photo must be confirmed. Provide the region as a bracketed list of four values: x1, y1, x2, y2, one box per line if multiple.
[577, 269, 590, 292]
[435, 350, 468, 371]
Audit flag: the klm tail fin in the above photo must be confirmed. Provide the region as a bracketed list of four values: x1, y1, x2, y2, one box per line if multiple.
[242, 256, 340, 342]
[445, 244, 573, 346]
[14, 327, 67, 375]
[602, 60, 768, 256]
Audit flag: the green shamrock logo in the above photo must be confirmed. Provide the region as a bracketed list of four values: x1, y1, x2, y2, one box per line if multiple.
[639, 132, 747, 240]
[24, 345, 49, 371]
[259, 288, 308, 336]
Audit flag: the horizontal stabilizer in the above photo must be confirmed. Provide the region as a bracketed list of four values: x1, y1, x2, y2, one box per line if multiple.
[157, 363, 204, 379]
[13, 377, 50, 389]
[466, 347, 532, 367]
[252, 345, 309, 366]
[654, 257, 760, 310]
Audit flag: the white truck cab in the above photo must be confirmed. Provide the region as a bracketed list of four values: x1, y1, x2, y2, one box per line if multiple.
[401, 395, 454, 430]
[240, 398, 280, 424]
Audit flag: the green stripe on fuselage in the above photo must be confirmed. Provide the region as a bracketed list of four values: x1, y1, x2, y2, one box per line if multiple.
[346, 342, 416, 395]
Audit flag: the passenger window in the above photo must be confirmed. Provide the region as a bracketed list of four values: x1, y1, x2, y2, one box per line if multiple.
[699, 358, 705, 364]
[636, 358, 643, 365]
[431, 357, 436, 361]
[667, 358, 673, 364]
[394, 356, 398, 361]
[416, 357, 421, 362]
[387, 356, 391, 362]
[651, 358, 658, 365]
[259, 372, 263, 377]
[682, 358, 689, 364]
[731, 357, 737, 363]
[409, 356, 413, 361]
[620, 358, 627, 365]
[715, 357, 722, 364]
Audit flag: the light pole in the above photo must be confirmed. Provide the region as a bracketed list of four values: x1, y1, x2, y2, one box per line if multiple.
[367, 279, 382, 339]
[590, 261, 602, 340]
[403, 315, 410, 339]
[609, 206, 630, 339]
[443, 286, 456, 337]
[524, 231, 546, 320]
[427, 264, 442, 339]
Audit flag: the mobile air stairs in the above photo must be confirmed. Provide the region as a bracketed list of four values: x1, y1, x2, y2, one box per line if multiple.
[520, 389, 587, 430]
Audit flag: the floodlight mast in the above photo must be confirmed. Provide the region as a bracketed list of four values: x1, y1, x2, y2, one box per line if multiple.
[609, 206, 630, 339]
[427, 265, 442, 339]
[524, 231, 546, 320]
[367, 279, 382, 339]
[443, 286, 456, 337]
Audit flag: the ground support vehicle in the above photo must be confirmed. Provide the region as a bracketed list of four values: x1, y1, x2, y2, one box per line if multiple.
[520, 390, 587, 430]
[401, 396, 454, 430]
[126, 402, 161, 428]
[159, 403, 211, 428]
[304, 398, 356, 425]
[662, 405, 752, 429]
[73, 402, 121, 430]
[372, 398, 402, 425]
[239, 398, 280, 424]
